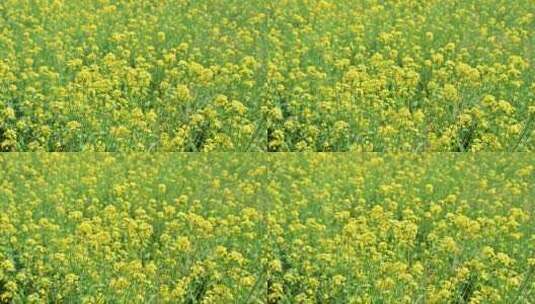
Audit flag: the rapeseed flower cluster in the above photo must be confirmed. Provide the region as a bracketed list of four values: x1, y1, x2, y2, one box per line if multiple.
[0, 1, 268, 151]
[0, 154, 268, 303]
[265, 0, 535, 151]
[0, 0, 533, 302]
[0, 154, 533, 303]
[0, 0, 534, 151]
[265, 154, 534, 303]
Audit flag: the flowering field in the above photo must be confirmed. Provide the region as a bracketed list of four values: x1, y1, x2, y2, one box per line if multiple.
[1, 154, 534, 303]
[0, 1, 269, 151]
[266, 0, 535, 151]
[0, 154, 269, 303]
[1, 0, 534, 151]
[266, 154, 534, 303]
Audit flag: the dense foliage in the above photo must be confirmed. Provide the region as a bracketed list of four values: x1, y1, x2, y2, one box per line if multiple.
[1, 154, 533, 303]
[1, 0, 534, 151]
